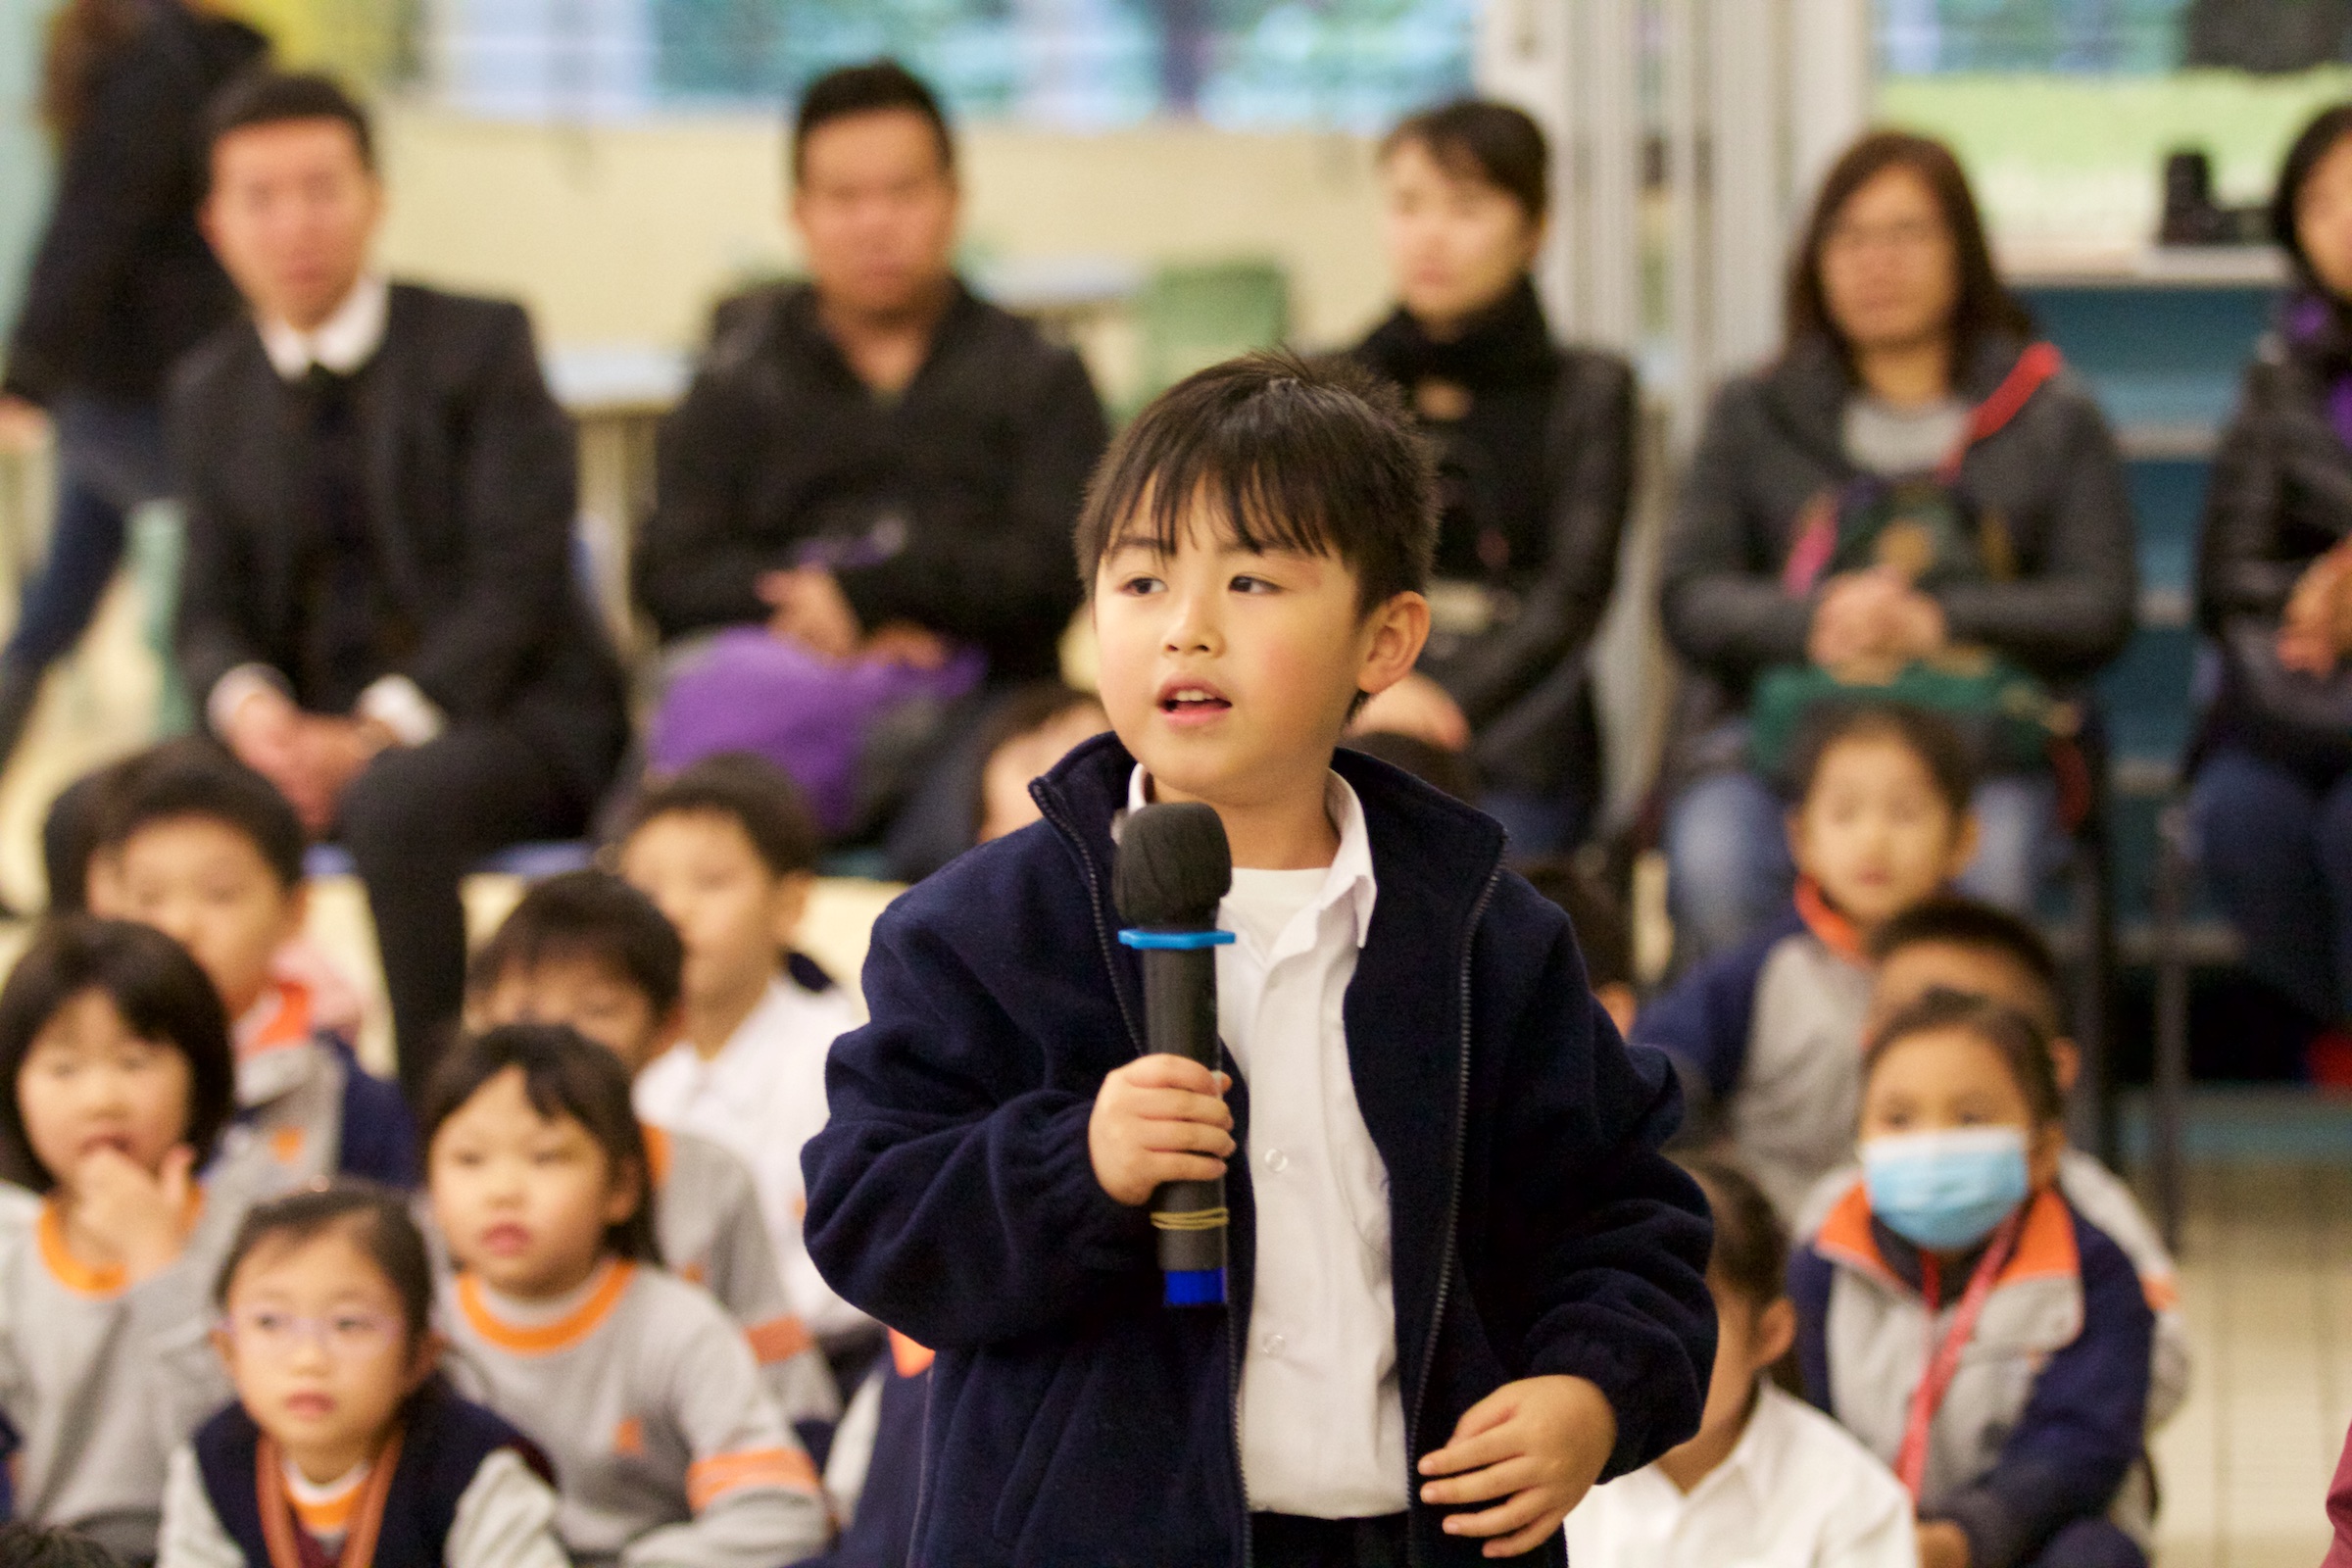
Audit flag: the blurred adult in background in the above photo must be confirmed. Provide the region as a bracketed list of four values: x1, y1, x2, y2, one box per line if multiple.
[638, 59, 1108, 878]
[2192, 104, 2352, 1054]
[1349, 99, 1634, 855]
[173, 72, 627, 1102]
[1659, 130, 2134, 962]
[0, 0, 265, 846]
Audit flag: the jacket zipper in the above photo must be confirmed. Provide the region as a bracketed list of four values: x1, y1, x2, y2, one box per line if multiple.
[1038, 788, 1253, 1565]
[1404, 863, 1502, 1568]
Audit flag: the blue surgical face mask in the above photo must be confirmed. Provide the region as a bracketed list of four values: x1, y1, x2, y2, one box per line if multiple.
[1861, 1126, 2031, 1253]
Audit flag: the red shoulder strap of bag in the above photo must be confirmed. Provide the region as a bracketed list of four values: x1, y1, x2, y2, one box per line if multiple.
[1935, 341, 2064, 484]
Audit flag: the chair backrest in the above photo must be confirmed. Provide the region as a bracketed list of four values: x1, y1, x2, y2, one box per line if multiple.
[1131, 260, 1292, 411]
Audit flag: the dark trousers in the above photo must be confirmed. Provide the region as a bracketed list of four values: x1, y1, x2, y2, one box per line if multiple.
[9, 395, 171, 673]
[338, 721, 587, 1104]
[1250, 1513, 1410, 1568]
[2191, 743, 2352, 1023]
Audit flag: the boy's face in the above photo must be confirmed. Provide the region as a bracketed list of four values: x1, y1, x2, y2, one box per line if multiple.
[471, 957, 674, 1077]
[1787, 736, 1979, 932]
[1091, 509, 1427, 821]
[115, 816, 306, 1022]
[618, 812, 809, 1021]
[426, 1067, 637, 1298]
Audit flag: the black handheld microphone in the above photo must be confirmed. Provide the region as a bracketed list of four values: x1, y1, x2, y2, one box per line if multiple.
[1113, 802, 1234, 1308]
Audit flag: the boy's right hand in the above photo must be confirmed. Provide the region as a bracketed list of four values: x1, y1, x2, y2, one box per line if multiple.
[1089, 1055, 1234, 1206]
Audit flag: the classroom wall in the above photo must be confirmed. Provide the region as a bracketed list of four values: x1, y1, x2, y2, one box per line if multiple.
[372, 109, 1396, 354]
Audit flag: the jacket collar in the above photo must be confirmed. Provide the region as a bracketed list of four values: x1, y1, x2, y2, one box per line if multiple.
[1763, 331, 2036, 468]
[1814, 1177, 2079, 1297]
[258, 273, 390, 381]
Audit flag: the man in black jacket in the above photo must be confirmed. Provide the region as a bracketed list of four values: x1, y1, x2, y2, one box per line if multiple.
[636, 61, 1107, 869]
[174, 72, 626, 1100]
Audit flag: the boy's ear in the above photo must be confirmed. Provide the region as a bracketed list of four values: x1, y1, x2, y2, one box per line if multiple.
[1753, 1297, 1798, 1368]
[769, 870, 815, 950]
[1353, 591, 1432, 700]
[209, 1323, 234, 1370]
[281, 879, 312, 941]
[1784, 808, 1808, 871]
[652, 1002, 690, 1055]
[604, 1158, 647, 1227]
[2050, 1038, 2082, 1098]
[1944, 809, 1983, 879]
[403, 1329, 447, 1394]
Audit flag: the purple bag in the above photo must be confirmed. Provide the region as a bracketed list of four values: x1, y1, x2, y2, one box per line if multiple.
[651, 628, 985, 836]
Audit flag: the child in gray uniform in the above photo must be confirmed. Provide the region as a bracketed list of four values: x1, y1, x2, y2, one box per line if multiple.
[423, 1025, 831, 1568]
[0, 918, 254, 1560]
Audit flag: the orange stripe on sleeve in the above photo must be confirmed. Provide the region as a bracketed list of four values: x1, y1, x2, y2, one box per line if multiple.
[685, 1447, 820, 1509]
[745, 1314, 813, 1365]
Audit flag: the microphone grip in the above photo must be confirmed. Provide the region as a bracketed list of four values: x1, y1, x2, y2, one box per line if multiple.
[1139, 943, 1228, 1304]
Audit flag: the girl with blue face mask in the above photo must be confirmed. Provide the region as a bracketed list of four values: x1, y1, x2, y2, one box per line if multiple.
[1789, 989, 2158, 1568]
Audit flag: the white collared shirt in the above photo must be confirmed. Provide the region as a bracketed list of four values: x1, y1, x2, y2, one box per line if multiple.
[1127, 766, 1403, 1516]
[1563, 1383, 1920, 1568]
[633, 975, 870, 1342]
[258, 272, 390, 380]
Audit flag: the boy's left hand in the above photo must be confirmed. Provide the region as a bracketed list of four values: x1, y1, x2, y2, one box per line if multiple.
[1417, 1374, 1616, 1558]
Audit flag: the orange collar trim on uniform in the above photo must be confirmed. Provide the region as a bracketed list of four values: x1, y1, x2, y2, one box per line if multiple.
[457, 1259, 635, 1355]
[640, 1123, 672, 1190]
[1815, 1178, 2078, 1293]
[1794, 878, 1870, 965]
[239, 978, 317, 1060]
[38, 1189, 205, 1298]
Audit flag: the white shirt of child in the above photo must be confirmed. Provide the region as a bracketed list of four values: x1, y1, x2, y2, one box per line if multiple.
[633, 974, 869, 1342]
[1128, 766, 1404, 1517]
[1563, 1382, 1919, 1568]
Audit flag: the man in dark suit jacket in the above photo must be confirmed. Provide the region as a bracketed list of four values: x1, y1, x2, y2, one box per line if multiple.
[175, 71, 626, 1100]
[636, 61, 1107, 874]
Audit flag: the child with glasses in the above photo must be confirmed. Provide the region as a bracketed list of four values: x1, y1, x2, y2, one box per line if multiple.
[159, 1181, 566, 1568]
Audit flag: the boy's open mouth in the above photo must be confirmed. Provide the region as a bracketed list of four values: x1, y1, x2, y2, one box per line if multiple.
[1157, 677, 1232, 716]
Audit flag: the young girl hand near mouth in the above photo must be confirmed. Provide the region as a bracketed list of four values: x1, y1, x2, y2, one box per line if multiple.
[160, 1181, 567, 1568]
[423, 1025, 830, 1568]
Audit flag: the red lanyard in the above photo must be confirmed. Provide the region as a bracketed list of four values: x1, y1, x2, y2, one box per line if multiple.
[1893, 1209, 2023, 1498]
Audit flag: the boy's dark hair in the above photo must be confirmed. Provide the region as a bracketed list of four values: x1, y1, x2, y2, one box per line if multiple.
[792, 59, 953, 183]
[1347, 731, 1479, 805]
[1519, 857, 1633, 995]
[0, 916, 235, 1191]
[469, 870, 685, 1019]
[0, 1525, 126, 1568]
[1073, 351, 1439, 616]
[102, 749, 307, 890]
[1871, 896, 2063, 1032]
[1786, 701, 1976, 819]
[1864, 988, 2063, 1126]
[1381, 98, 1549, 221]
[1676, 1154, 1788, 1312]
[217, 1179, 435, 1347]
[622, 753, 822, 880]
[420, 1025, 662, 1264]
[2273, 103, 2352, 285]
[204, 69, 375, 174]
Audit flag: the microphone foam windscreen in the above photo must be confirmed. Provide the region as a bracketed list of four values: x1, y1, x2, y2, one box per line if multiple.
[1114, 802, 1233, 927]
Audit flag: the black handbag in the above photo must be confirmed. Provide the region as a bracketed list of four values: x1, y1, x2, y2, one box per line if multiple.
[2219, 615, 2352, 771]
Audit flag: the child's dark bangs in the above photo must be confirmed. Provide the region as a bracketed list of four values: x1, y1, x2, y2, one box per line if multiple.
[1122, 437, 1343, 567]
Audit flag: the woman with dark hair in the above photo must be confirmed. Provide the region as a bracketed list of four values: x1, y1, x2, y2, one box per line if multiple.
[1659, 129, 2135, 961]
[1349, 98, 1634, 852]
[0, 0, 265, 832]
[2190, 103, 2352, 1053]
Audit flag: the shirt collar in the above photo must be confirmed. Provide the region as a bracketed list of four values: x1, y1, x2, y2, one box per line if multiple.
[259, 273, 390, 381]
[1124, 765, 1378, 950]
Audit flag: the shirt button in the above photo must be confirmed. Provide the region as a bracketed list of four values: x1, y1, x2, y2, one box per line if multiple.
[1264, 1148, 1290, 1173]
[1260, 1332, 1287, 1356]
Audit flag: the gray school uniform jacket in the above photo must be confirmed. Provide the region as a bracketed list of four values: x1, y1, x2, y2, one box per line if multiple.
[0, 1171, 261, 1558]
[440, 1260, 831, 1568]
[645, 1123, 840, 1425]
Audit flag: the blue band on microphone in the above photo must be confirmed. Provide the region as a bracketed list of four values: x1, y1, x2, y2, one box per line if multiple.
[1163, 1267, 1227, 1307]
[1118, 928, 1237, 951]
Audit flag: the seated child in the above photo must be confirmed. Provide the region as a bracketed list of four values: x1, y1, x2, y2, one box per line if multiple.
[973, 682, 1109, 844]
[423, 1024, 829, 1567]
[1636, 701, 1982, 1220]
[801, 352, 1713, 1565]
[0, 917, 255, 1559]
[1794, 990, 2154, 1568]
[103, 752, 416, 1193]
[467, 870, 839, 1425]
[1520, 857, 1638, 1037]
[1566, 1154, 1914, 1568]
[1855, 897, 2188, 1432]
[616, 757, 869, 1359]
[160, 1181, 567, 1568]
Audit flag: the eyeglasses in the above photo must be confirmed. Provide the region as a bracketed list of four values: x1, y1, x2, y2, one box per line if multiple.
[223, 1307, 401, 1360]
